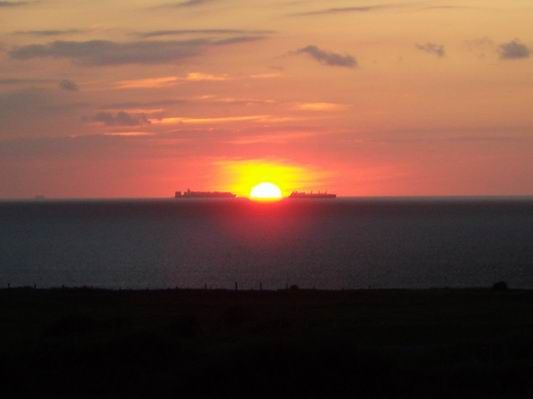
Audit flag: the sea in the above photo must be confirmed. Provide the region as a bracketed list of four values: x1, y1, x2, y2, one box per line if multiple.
[1, 198, 532, 290]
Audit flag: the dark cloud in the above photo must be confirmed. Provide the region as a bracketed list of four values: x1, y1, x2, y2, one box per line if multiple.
[13, 29, 88, 36]
[160, 0, 216, 8]
[499, 40, 531, 60]
[292, 45, 357, 68]
[215, 35, 265, 45]
[10, 39, 204, 65]
[137, 29, 274, 38]
[9, 37, 265, 66]
[0, 78, 51, 85]
[0, 1, 32, 7]
[179, 0, 214, 6]
[101, 99, 186, 109]
[59, 79, 79, 92]
[289, 3, 471, 17]
[423, 5, 474, 10]
[290, 4, 402, 17]
[415, 42, 445, 57]
[88, 111, 151, 126]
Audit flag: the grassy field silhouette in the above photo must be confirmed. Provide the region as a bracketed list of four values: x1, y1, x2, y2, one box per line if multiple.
[1, 287, 532, 398]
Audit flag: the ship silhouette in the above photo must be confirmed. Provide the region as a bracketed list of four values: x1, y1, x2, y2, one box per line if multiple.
[288, 191, 337, 199]
[175, 189, 237, 199]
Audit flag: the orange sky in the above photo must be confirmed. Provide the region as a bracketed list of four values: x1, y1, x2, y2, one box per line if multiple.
[1, 0, 532, 198]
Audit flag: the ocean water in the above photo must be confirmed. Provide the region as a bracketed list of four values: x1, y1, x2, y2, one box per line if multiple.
[1, 198, 532, 290]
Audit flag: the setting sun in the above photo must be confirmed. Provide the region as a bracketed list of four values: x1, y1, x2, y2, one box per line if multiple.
[250, 182, 283, 201]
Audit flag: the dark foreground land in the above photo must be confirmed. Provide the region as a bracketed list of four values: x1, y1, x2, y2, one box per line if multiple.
[1, 288, 533, 398]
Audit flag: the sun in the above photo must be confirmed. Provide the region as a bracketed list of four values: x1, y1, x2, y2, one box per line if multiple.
[250, 182, 283, 201]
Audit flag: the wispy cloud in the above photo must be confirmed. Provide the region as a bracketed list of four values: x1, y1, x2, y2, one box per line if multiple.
[115, 76, 180, 89]
[178, 0, 213, 6]
[87, 111, 151, 127]
[59, 79, 79, 92]
[9, 37, 266, 66]
[465, 36, 495, 58]
[13, 29, 88, 36]
[158, 0, 217, 9]
[249, 72, 281, 79]
[154, 115, 271, 125]
[102, 131, 155, 137]
[153, 114, 294, 125]
[9, 39, 205, 66]
[194, 95, 276, 105]
[0, 1, 32, 7]
[137, 29, 274, 38]
[289, 3, 473, 17]
[292, 45, 357, 68]
[228, 132, 316, 145]
[100, 99, 186, 110]
[185, 72, 229, 81]
[415, 42, 445, 57]
[215, 35, 266, 45]
[294, 102, 348, 111]
[289, 3, 403, 17]
[114, 73, 229, 89]
[0, 78, 51, 85]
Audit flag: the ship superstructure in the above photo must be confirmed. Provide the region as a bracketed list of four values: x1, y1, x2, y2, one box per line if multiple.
[175, 189, 237, 199]
[288, 191, 337, 199]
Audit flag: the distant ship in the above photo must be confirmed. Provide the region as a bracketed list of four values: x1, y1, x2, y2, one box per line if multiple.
[288, 191, 337, 199]
[175, 189, 237, 199]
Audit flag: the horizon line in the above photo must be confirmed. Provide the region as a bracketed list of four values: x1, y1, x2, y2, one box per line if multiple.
[2, 195, 533, 202]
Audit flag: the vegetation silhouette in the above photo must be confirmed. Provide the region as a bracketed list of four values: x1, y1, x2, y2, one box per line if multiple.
[1, 287, 533, 398]
[492, 281, 509, 291]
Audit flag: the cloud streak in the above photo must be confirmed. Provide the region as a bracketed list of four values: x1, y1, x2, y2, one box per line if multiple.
[289, 3, 472, 17]
[114, 73, 229, 89]
[88, 111, 151, 127]
[0, 78, 51, 85]
[178, 0, 213, 5]
[115, 76, 180, 89]
[292, 45, 357, 68]
[137, 29, 274, 38]
[100, 99, 186, 110]
[9, 36, 265, 66]
[158, 0, 217, 9]
[415, 42, 445, 57]
[154, 114, 292, 125]
[294, 102, 348, 111]
[59, 79, 79, 92]
[13, 29, 88, 36]
[289, 3, 403, 17]
[0, 1, 32, 7]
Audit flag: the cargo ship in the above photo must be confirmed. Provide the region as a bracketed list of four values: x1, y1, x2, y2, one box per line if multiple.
[175, 189, 237, 199]
[288, 191, 337, 199]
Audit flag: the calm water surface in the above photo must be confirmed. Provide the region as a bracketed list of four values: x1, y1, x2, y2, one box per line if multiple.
[1, 198, 532, 289]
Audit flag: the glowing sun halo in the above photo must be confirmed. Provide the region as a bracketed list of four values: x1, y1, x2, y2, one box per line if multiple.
[250, 182, 283, 201]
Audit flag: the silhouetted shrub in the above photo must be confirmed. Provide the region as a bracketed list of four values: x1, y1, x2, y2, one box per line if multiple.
[45, 314, 123, 338]
[251, 317, 291, 335]
[169, 315, 199, 338]
[289, 284, 300, 291]
[223, 306, 253, 327]
[46, 314, 100, 337]
[102, 331, 179, 369]
[492, 281, 508, 291]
